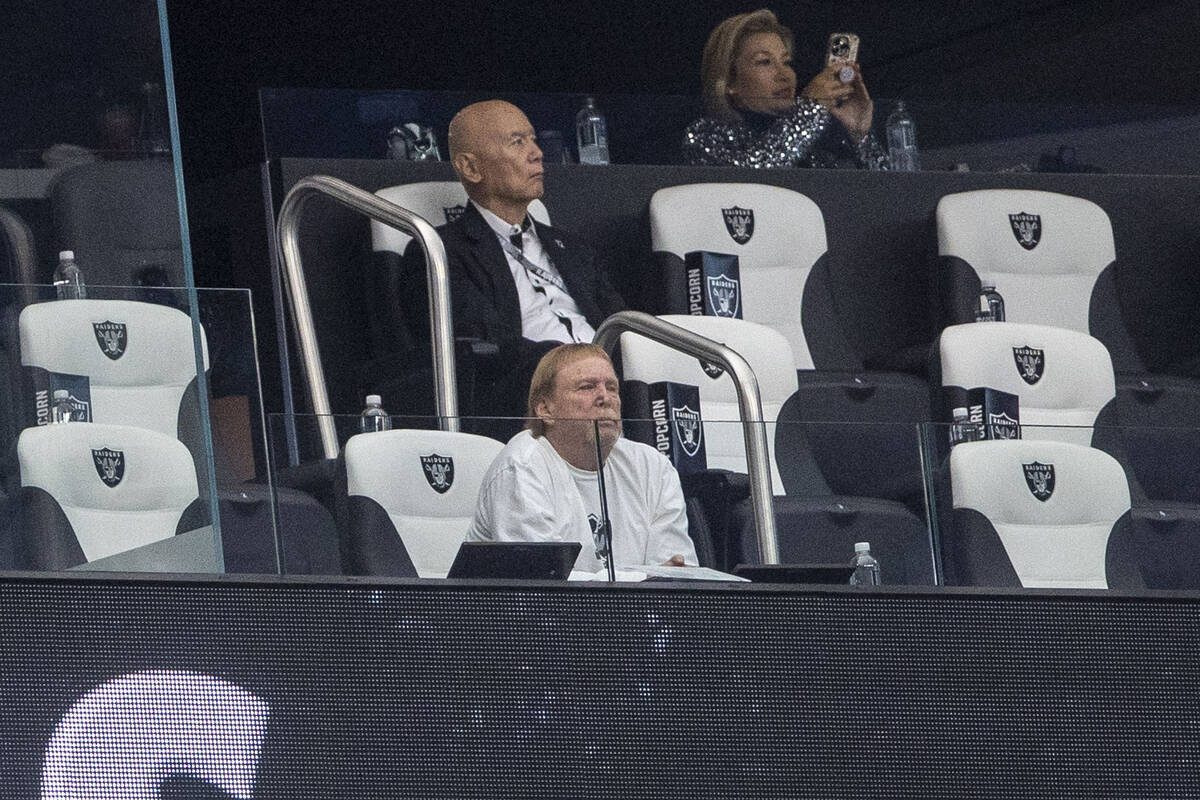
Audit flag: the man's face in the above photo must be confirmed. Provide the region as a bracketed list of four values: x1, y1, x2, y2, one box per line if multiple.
[539, 355, 623, 454]
[472, 105, 545, 206]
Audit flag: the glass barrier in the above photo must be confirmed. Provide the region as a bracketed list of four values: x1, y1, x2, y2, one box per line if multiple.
[0, 1, 226, 575]
[267, 413, 935, 586]
[0, 284, 270, 575]
[921, 420, 1200, 592]
[264, 410, 1200, 592]
[258, 87, 1200, 174]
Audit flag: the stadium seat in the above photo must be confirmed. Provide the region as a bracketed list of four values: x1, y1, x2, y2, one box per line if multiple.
[371, 181, 549, 260]
[620, 315, 795, 487]
[934, 321, 1200, 588]
[945, 439, 1141, 589]
[48, 160, 184, 288]
[14, 422, 208, 570]
[936, 189, 1200, 505]
[343, 428, 503, 578]
[649, 182, 852, 369]
[935, 188, 1139, 368]
[648, 182, 930, 511]
[935, 322, 1117, 447]
[218, 484, 343, 575]
[18, 299, 210, 470]
[619, 315, 934, 582]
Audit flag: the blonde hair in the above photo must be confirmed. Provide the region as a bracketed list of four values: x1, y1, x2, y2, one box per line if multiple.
[525, 343, 614, 438]
[700, 9, 795, 122]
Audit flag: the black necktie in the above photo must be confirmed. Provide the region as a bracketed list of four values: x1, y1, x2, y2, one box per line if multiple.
[509, 218, 532, 252]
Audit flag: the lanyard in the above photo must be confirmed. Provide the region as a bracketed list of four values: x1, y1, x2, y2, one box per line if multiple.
[496, 232, 569, 294]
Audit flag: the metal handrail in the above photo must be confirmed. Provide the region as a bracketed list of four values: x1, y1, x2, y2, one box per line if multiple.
[275, 175, 459, 459]
[594, 311, 779, 564]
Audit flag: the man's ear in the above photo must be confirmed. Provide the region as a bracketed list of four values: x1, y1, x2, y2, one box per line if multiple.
[535, 398, 553, 425]
[454, 152, 481, 185]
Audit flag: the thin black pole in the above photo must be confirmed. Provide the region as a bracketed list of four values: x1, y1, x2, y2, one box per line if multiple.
[593, 419, 617, 583]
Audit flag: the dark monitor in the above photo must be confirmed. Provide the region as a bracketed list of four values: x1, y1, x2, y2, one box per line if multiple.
[448, 541, 581, 580]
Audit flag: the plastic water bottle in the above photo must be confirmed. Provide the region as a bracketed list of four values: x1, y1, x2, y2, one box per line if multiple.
[885, 101, 920, 171]
[51, 390, 74, 424]
[53, 250, 86, 300]
[849, 541, 882, 586]
[981, 284, 1005, 322]
[575, 97, 610, 165]
[360, 394, 391, 433]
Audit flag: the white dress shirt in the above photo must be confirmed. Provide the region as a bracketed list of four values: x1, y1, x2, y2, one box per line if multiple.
[473, 201, 596, 344]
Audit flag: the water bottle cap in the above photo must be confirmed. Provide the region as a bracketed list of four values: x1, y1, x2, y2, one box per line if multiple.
[981, 283, 996, 291]
[854, 542, 871, 552]
[365, 394, 382, 407]
[58, 250, 74, 261]
[53, 389, 69, 400]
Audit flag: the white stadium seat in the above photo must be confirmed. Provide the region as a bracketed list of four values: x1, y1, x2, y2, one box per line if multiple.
[344, 428, 503, 578]
[947, 439, 1139, 589]
[371, 181, 550, 256]
[16, 422, 206, 569]
[937, 321, 1116, 447]
[649, 183, 838, 369]
[619, 314, 796, 490]
[19, 298, 209, 444]
[937, 189, 1117, 339]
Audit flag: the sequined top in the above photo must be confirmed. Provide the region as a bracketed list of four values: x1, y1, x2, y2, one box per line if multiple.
[682, 97, 888, 170]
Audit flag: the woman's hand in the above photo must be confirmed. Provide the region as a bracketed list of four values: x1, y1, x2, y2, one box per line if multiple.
[801, 63, 875, 140]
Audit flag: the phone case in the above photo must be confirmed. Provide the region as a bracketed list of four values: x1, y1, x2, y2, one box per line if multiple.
[826, 32, 860, 65]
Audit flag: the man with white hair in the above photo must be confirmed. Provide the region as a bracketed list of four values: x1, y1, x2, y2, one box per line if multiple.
[468, 343, 697, 572]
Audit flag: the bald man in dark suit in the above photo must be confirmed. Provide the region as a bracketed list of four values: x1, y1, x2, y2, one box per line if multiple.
[399, 100, 625, 437]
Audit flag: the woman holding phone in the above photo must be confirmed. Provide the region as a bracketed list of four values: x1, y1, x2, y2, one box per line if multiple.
[682, 9, 886, 169]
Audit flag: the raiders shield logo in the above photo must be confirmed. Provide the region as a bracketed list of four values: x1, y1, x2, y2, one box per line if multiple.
[92, 447, 125, 488]
[1012, 345, 1045, 385]
[721, 206, 754, 245]
[671, 405, 703, 458]
[698, 359, 725, 380]
[588, 512, 609, 560]
[988, 411, 1021, 440]
[443, 204, 467, 224]
[419, 453, 454, 494]
[1008, 212, 1041, 250]
[706, 272, 741, 318]
[1022, 461, 1055, 501]
[92, 321, 128, 361]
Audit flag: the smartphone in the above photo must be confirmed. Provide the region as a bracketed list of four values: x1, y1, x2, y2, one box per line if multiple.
[826, 32, 860, 82]
[826, 32, 860, 66]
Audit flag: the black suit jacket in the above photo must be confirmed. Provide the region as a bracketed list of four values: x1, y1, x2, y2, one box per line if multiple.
[398, 202, 626, 362]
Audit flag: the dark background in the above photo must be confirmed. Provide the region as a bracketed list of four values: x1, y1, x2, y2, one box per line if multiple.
[6, 0, 1199, 180]
[166, 0, 1200, 180]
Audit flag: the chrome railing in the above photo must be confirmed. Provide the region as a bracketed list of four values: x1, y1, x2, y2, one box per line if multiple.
[594, 311, 779, 564]
[275, 175, 458, 458]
